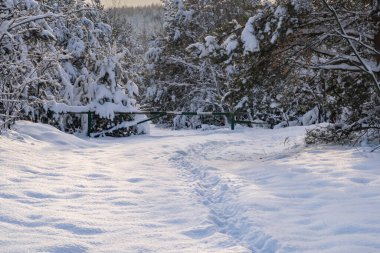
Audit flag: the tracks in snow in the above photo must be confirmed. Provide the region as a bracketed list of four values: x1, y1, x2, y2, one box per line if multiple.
[171, 140, 282, 253]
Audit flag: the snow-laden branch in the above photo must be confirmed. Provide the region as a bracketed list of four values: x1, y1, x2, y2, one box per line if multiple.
[167, 57, 201, 70]
[321, 0, 380, 95]
[0, 13, 60, 41]
[310, 63, 365, 72]
[310, 51, 380, 72]
[326, 33, 380, 56]
[9, 13, 60, 31]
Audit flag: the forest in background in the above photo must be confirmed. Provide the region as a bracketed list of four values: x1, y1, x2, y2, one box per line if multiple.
[1, 0, 379, 145]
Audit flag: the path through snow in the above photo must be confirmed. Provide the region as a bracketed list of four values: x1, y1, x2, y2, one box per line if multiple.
[0, 121, 380, 253]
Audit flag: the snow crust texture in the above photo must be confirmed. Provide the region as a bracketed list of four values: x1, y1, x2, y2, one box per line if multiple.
[1, 122, 380, 252]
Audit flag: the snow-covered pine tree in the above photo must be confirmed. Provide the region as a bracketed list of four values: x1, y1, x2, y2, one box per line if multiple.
[0, 0, 147, 136]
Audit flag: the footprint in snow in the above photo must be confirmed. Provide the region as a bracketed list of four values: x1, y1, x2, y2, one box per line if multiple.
[0, 193, 19, 199]
[350, 177, 372, 184]
[182, 225, 216, 239]
[176, 150, 187, 156]
[54, 223, 104, 235]
[127, 178, 144, 183]
[24, 191, 55, 199]
[41, 172, 62, 177]
[112, 201, 138, 206]
[45, 244, 87, 253]
[163, 218, 188, 225]
[130, 190, 144, 194]
[86, 173, 109, 179]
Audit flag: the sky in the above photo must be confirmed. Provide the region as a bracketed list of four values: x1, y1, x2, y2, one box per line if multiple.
[102, 0, 161, 8]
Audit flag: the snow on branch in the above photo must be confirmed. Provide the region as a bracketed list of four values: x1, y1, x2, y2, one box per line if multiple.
[241, 12, 263, 54]
[321, 0, 380, 95]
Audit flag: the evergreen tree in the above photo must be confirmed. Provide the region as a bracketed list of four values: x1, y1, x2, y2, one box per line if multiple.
[0, 0, 147, 136]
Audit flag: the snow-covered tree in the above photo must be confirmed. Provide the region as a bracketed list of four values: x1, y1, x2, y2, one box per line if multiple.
[142, 0, 254, 128]
[0, 0, 147, 136]
[0, 0, 58, 130]
[142, 0, 379, 143]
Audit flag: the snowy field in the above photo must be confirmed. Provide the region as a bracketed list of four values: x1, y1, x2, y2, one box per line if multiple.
[1, 121, 380, 253]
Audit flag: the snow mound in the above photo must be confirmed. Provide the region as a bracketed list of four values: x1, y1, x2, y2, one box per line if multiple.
[10, 121, 95, 149]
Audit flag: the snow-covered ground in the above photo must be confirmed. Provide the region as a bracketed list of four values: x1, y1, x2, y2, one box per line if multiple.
[1, 121, 380, 253]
